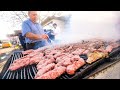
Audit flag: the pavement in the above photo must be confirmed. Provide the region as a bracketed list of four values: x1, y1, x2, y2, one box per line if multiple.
[89, 60, 120, 79]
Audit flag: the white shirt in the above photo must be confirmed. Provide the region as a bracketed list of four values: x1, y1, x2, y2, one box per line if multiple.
[53, 27, 61, 40]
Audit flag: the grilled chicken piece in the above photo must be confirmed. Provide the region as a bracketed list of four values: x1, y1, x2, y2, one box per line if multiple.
[86, 51, 108, 64]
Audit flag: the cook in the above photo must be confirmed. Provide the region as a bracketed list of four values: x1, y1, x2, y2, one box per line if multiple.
[22, 11, 49, 50]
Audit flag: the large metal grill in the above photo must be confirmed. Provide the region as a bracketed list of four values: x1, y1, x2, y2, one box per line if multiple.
[1, 47, 120, 79]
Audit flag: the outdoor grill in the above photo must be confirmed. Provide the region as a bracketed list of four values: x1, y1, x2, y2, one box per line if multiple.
[1, 46, 120, 79]
[0, 52, 37, 79]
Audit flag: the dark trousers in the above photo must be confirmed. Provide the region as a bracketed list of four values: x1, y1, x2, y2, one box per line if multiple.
[18, 34, 27, 51]
[26, 43, 35, 50]
[26, 41, 47, 50]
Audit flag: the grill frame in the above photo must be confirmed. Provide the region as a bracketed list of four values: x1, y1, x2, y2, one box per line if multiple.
[1, 47, 120, 79]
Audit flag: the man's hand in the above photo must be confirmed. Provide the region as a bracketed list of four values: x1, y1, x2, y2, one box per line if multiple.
[40, 34, 49, 40]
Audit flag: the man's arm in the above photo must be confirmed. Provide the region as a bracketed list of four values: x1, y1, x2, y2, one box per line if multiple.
[22, 22, 48, 40]
[25, 32, 42, 40]
[26, 32, 48, 40]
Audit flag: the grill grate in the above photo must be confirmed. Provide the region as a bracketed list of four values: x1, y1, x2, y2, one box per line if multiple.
[1, 47, 120, 79]
[0, 52, 38, 79]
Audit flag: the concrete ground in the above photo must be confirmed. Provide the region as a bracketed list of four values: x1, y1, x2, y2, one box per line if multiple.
[89, 60, 120, 79]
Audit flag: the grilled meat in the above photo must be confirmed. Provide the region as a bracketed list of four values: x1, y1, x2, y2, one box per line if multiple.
[86, 51, 108, 64]
[72, 48, 85, 55]
[66, 58, 85, 75]
[9, 53, 44, 71]
[37, 58, 55, 70]
[9, 57, 30, 71]
[35, 63, 55, 79]
[22, 49, 34, 55]
[35, 66, 66, 79]
[105, 45, 113, 53]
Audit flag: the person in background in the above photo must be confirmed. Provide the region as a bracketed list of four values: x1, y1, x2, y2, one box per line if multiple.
[52, 23, 61, 43]
[22, 11, 49, 50]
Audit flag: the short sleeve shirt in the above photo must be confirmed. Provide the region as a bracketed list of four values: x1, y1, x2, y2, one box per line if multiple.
[22, 19, 46, 43]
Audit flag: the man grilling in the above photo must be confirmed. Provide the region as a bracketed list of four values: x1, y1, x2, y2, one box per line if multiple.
[22, 11, 49, 50]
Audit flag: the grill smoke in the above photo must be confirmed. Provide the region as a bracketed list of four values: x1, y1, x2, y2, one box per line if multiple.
[60, 11, 120, 44]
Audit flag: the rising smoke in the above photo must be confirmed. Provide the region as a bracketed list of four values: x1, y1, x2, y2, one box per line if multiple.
[60, 11, 120, 44]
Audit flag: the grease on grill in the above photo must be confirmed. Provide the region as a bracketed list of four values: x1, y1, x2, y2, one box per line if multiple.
[80, 54, 88, 60]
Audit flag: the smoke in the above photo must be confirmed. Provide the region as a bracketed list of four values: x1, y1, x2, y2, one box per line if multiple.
[60, 11, 120, 44]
